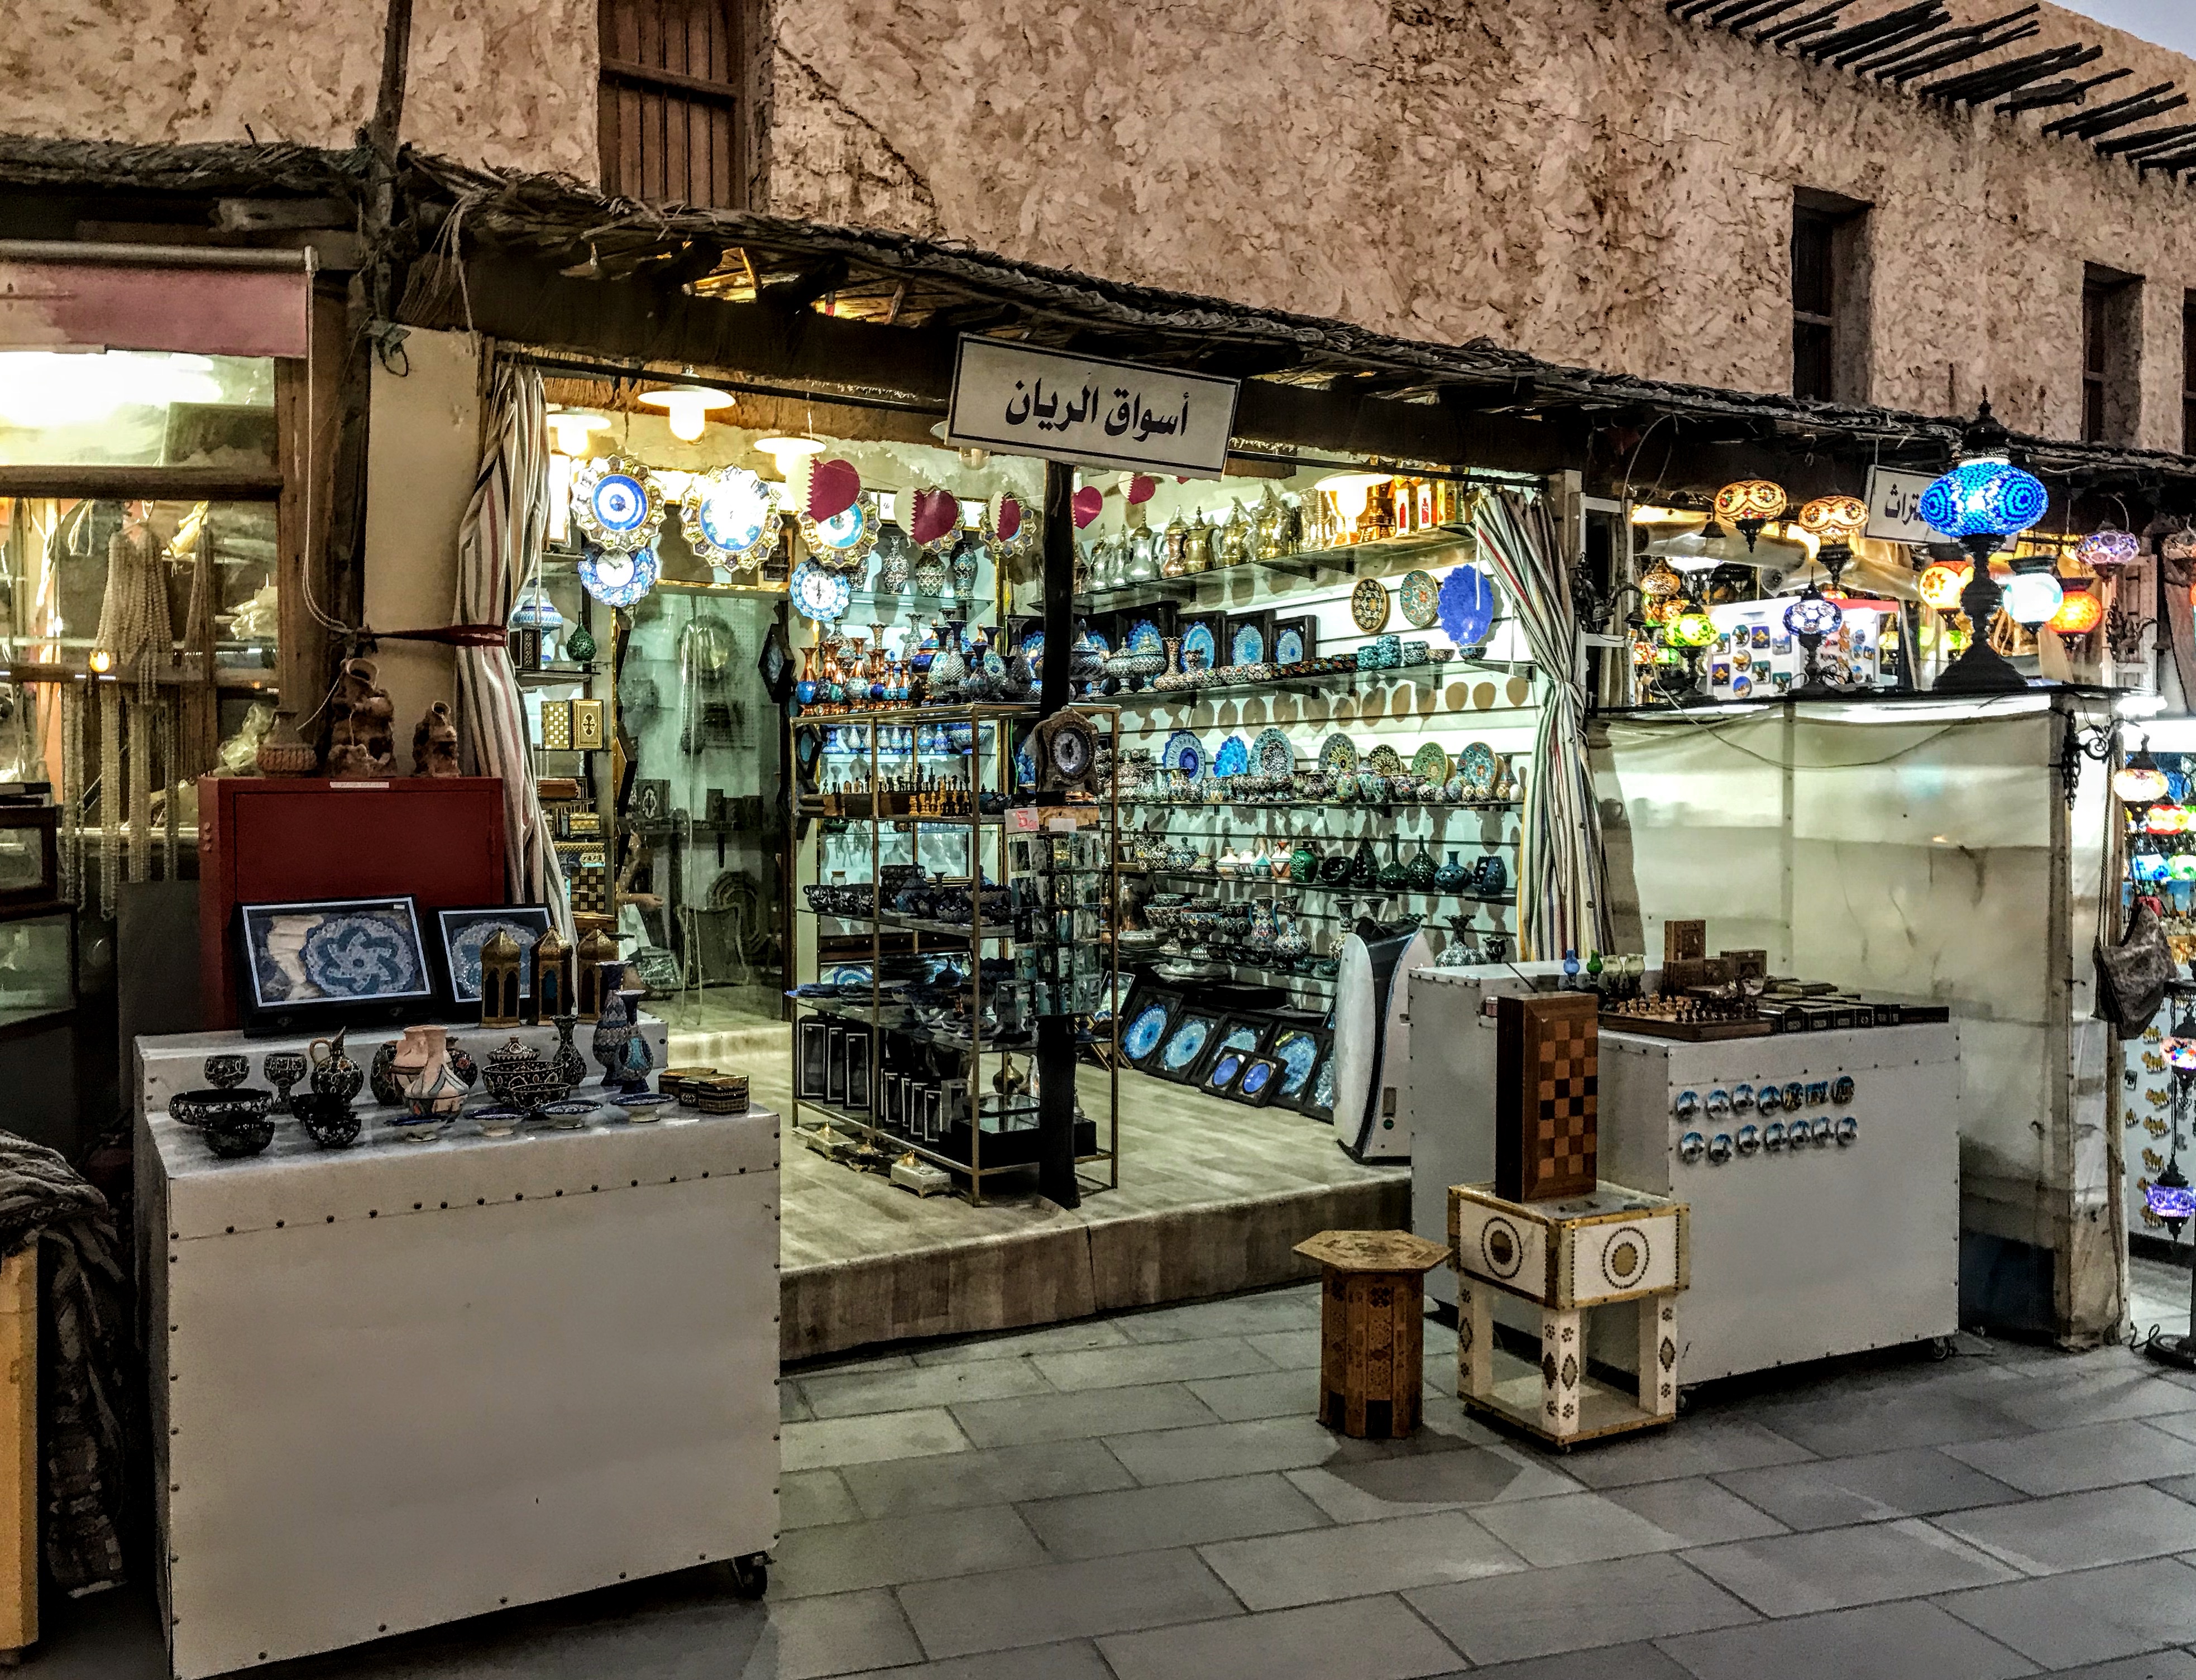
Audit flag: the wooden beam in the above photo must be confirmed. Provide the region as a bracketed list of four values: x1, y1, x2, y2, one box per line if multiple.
[1761, 1, 1855, 46]
[2043, 81, 2174, 136]
[0, 465, 284, 500]
[2094, 120, 2196, 157]
[763, 257, 851, 312]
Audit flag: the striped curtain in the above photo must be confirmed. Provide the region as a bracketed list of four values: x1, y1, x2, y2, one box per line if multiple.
[454, 362, 572, 934]
[1474, 487, 1609, 963]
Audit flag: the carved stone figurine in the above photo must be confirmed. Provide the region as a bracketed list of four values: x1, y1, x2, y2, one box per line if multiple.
[413, 700, 461, 777]
[327, 658, 396, 778]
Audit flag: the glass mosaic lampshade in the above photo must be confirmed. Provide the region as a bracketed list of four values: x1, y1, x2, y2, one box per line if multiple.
[2074, 527, 2141, 571]
[2113, 751, 2170, 804]
[2047, 583, 2103, 636]
[1918, 560, 1972, 609]
[1918, 460, 2049, 542]
[1797, 494, 1868, 544]
[2148, 799, 2188, 835]
[1925, 406, 2050, 694]
[1714, 479, 1788, 550]
[2002, 571, 2064, 626]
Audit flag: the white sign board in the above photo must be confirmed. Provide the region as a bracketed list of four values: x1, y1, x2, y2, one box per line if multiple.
[946, 337, 1240, 478]
[1863, 466, 1940, 545]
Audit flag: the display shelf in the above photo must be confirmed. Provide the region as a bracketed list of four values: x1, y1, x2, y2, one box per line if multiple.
[1131, 867, 1515, 906]
[792, 997, 1027, 1057]
[789, 1103, 1113, 1187]
[1103, 657, 1522, 710]
[515, 664, 598, 685]
[1122, 797, 1523, 814]
[800, 906, 1017, 941]
[1079, 527, 1474, 611]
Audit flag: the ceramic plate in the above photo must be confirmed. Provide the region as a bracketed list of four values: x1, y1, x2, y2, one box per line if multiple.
[1127, 618, 1165, 655]
[1367, 744, 1405, 777]
[448, 917, 542, 998]
[614, 1092, 676, 1109]
[1252, 727, 1294, 779]
[1274, 624, 1305, 664]
[1411, 741, 1451, 784]
[1123, 1003, 1171, 1061]
[1459, 740, 1498, 796]
[1182, 622, 1218, 670]
[578, 544, 662, 608]
[681, 466, 776, 567]
[1162, 729, 1206, 779]
[1318, 733, 1358, 779]
[1229, 621, 1266, 666]
[1351, 577, 1391, 634]
[1160, 1017, 1214, 1072]
[1213, 735, 1251, 778]
[1399, 569, 1440, 629]
[790, 560, 852, 622]
[1269, 1029, 1321, 1095]
[1022, 630, 1045, 675]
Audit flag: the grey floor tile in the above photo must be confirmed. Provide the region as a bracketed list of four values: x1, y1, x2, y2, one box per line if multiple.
[781, 1468, 863, 1529]
[1187, 1366, 1323, 1422]
[772, 1505, 1047, 1598]
[834, 1641, 1117, 1680]
[765, 1589, 922, 1679]
[1943, 1421, 2196, 1496]
[1098, 1594, 1464, 1680]
[2155, 1472, 2196, 1501]
[2145, 1411, 2196, 1446]
[911, 1320, 1134, 1366]
[836, 1437, 1133, 1518]
[1935, 1557, 2196, 1669]
[796, 1351, 916, 1377]
[1743, 1384, 2032, 1458]
[1657, 1598, 2039, 1680]
[1243, 1327, 1326, 1369]
[1034, 1337, 1278, 1391]
[1473, 1490, 1698, 1568]
[1199, 1508, 1524, 1610]
[1105, 1414, 1346, 1485]
[782, 1408, 972, 1472]
[1116, 1287, 1322, 1344]
[1936, 1486, 2196, 1574]
[1994, 1368, 2196, 1432]
[798, 1357, 1057, 1419]
[2034, 1652, 2196, 1680]
[1681, 1517, 2018, 1614]
[1405, 1552, 1757, 1665]
[1019, 1471, 1331, 1558]
[1558, 1418, 1816, 1489]
[897, 1547, 1241, 1658]
[1285, 1441, 1582, 1523]
[1463, 1641, 1699, 1679]
[1601, 1477, 1790, 1545]
[1714, 1447, 2026, 1530]
[781, 1382, 813, 1423]
[949, 1382, 1219, 1448]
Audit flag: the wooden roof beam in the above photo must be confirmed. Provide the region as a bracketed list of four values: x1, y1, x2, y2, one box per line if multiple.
[2042, 80, 2174, 136]
[1998, 63, 2125, 112]
[1884, 23, 2043, 85]
[2094, 119, 2196, 157]
[1927, 41, 2092, 104]
[1759, 1, 1856, 46]
[2064, 91, 2188, 141]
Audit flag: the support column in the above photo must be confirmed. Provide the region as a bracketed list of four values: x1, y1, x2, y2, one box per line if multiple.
[1034, 460, 1079, 1209]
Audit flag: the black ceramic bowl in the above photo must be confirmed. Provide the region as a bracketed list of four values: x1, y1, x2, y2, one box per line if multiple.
[201, 1114, 277, 1158]
[202, 1054, 251, 1089]
[291, 1093, 362, 1149]
[169, 1088, 274, 1129]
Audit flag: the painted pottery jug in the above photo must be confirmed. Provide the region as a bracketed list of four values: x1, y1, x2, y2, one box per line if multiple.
[615, 990, 655, 1090]
[308, 1029, 363, 1104]
[550, 1015, 589, 1090]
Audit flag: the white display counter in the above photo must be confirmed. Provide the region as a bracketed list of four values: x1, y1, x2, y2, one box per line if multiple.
[136, 1035, 778, 1680]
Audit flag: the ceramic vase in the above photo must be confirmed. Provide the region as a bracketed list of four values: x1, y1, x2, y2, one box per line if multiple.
[1475, 854, 1509, 896]
[1433, 850, 1469, 893]
[1350, 839, 1379, 888]
[615, 990, 655, 1091]
[261, 1051, 307, 1115]
[308, 1030, 363, 1104]
[592, 991, 634, 1085]
[550, 1014, 589, 1089]
[1408, 842, 1438, 892]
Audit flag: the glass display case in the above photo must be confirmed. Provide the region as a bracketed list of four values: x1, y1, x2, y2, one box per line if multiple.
[0, 905, 75, 1036]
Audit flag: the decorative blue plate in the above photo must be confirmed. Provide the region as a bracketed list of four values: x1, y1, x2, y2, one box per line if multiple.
[1308, 1054, 1336, 1114]
[1274, 625, 1304, 663]
[1023, 630, 1045, 675]
[301, 913, 422, 998]
[681, 466, 775, 568]
[1238, 1060, 1274, 1098]
[1230, 622, 1266, 665]
[1218, 1024, 1261, 1056]
[1123, 1003, 1170, 1060]
[790, 560, 853, 622]
[1161, 1018, 1213, 1071]
[449, 917, 540, 999]
[538, 1099, 598, 1117]
[1438, 565, 1496, 648]
[1207, 1051, 1245, 1090]
[1016, 742, 1037, 788]
[1127, 618, 1164, 655]
[1161, 730, 1205, 779]
[1213, 735, 1250, 779]
[1270, 1029, 1321, 1094]
[808, 501, 870, 555]
[1252, 727, 1294, 779]
[1182, 622, 1217, 669]
[578, 544, 662, 607]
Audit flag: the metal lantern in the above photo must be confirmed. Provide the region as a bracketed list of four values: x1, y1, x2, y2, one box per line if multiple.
[1797, 494, 1867, 545]
[532, 926, 574, 1023]
[576, 927, 621, 1021]
[479, 929, 525, 1028]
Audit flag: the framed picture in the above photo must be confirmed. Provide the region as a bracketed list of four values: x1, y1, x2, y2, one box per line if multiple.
[1265, 1025, 1330, 1109]
[797, 1018, 831, 1099]
[1152, 1008, 1223, 1083]
[844, 1027, 873, 1112]
[1175, 610, 1226, 675]
[826, 1024, 848, 1104]
[233, 896, 435, 1037]
[434, 906, 552, 1007]
[1223, 609, 1275, 670]
[1200, 1044, 1252, 1098]
[1272, 615, 1318, 666]
[1194, 1014, 1271, 1084]
[1118, 985, 1180, 1068]
[1285, 1044, 1337, 1121]
[1233, 1055, 1286, 1108]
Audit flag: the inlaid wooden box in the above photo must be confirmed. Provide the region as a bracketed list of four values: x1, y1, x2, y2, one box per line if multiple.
[1494, 991, 1598, 1202]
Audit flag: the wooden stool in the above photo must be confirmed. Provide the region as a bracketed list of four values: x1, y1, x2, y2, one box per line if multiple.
[1448, 1180, 1687, 1448]
[1294, 1229, 1452, 1439]
[1, 1246, 36, 1664]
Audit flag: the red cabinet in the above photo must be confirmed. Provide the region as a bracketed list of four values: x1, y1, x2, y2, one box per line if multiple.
[198, 777, 508, 1028]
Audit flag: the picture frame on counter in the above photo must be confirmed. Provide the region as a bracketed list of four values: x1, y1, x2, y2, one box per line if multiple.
[433, 905, 553, 1006]
[233, 896, 437, 1038]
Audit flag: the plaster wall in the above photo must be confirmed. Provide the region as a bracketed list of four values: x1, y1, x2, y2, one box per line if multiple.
[0, 0, 596, 176]
[765, 0, 2196, 449]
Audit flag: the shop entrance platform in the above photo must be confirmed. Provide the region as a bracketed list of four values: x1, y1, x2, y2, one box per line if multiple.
[678, 1026, 1409, 1360]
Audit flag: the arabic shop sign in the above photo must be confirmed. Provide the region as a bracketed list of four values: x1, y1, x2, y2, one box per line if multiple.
[1863, 466, 1943, 545]
[945, 336, 1241, 478]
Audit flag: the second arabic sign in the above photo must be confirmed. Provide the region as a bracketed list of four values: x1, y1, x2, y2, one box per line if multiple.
[945, 336, 1240, 478]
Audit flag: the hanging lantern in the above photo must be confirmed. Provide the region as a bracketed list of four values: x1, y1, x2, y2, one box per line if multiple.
[1918, 560, 1972, 609]
[2148, 800, 2188, 835]
[1669, 605, 1718, 648]
[1797, 494, 1868, 545]
[2150, 1160, 2195, 1238]
[2048, 581, 2103, 636]
[1712, 478, 1788, 551]
[2115, 750, 2171, 803]
[2002, 570, 2064, 625]
[2073, 527, 2141, 571]
[1638, 558, 1682, 599]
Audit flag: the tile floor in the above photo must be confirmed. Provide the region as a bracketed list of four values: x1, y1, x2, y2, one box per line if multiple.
[31, 1256, 2196, 1679]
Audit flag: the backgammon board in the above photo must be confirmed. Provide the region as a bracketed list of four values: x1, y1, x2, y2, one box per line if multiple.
[1495, 992, 1598, 1202]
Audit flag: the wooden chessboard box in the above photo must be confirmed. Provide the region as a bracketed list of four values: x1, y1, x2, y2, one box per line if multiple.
[1494, 992, 1597, 1203]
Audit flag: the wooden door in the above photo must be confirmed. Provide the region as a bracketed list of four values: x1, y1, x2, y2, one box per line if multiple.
[599, 0, 748, 209]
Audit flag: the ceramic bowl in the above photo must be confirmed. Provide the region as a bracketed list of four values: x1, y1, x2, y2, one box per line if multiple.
[202, 1054, 251, 1090]
[201, 1114, 276, 1158]
[169, 1087, 273, 1129]
[292, 1093, 362, 1149]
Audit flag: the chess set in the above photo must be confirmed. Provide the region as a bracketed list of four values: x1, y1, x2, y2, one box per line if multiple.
[1597, 921, 1772, 1042]
[1494, 991, 1598, 1202]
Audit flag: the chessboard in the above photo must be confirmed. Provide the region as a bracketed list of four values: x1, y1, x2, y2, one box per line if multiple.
[1600, 996, 1772, 1042]
[1495, 992, 1598, 1203]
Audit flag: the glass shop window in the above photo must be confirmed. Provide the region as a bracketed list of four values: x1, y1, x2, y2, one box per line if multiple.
[0, 351, 276, 470]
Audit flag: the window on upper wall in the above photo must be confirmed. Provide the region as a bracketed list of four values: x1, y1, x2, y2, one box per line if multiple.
[2082, 264, 2143, 445]
[2182, 291, 2195, 454]
[598, 0, 750, 209]
[1791, 191, 1872, 404]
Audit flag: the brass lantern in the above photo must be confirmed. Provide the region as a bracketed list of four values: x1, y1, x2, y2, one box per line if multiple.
[576, 927, 620, 1021]
[479, 929, 525, 1028]
[532, 926, 573, 1023]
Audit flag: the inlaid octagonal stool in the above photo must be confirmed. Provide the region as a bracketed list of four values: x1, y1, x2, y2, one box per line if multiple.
[1294, 1229, 1454, 1439]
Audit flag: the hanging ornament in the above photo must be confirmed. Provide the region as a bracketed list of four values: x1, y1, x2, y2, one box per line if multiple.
[577, 544, 662, 608]
[571, 456, 667, 554]
[806, 458, 862, 523]
[1071, 486, 1104, 529]
[909, 486, 960, 547]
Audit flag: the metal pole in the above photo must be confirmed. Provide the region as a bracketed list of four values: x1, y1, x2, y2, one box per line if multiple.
[1034, 461, 1080, 1209]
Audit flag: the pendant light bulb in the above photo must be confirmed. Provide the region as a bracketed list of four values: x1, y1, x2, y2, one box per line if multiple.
[546, 409, 610, 455]
[637, 386, 734, 443]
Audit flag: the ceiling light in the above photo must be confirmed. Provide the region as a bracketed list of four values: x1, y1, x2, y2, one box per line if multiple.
[1317, 471, 1391, 525]
[545, 409, 610, 454]
[637, 386, 734, 442]
[754, 435, 827, 477]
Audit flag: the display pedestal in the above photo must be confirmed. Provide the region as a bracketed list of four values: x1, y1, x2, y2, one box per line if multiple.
[138, 1073, 779, 1680]
[1295, 1229, 1451, 1440]
[1449, 1180, 1686, 1448]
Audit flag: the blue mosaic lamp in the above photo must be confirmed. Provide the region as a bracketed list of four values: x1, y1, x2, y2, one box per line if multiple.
[1922, 403, 2050, 695]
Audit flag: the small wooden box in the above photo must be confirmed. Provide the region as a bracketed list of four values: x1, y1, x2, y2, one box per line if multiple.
[1663, 920, 1706, 963]
[1494, 992, 1597, 1202]
[538, 701, 573, 752]
[572, 698, 606, 751]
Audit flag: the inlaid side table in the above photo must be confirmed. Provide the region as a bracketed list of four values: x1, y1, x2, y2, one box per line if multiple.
[1448, 1181, 1688, 1448]
[1294, 1229, 1454, 1439]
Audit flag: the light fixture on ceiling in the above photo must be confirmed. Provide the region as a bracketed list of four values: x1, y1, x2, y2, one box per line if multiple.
[546, 408, 611, 455]
[637, 386, 734, 442]
[754, 435, 828, 478]
[1316, 471, 1391, 529]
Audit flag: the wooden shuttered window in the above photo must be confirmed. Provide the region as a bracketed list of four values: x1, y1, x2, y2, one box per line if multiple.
[599, 0, 749, 209]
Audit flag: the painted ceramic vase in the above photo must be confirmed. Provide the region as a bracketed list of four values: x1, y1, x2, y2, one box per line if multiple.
[550, 1014, 589, 1089]
[1475, 854, 1509, 895]
[1291, 841, 1319, 883]
[615, 991, 654, 1090]
[1350, 840, 1379, 888]
[1433, 850, 1469, 893]
[261, 1051, 307, 1114]
[307, 1029, 363, 1104]
[592, 990, 634, 1085]
[484, 1037, 548, 1106]
[1408, 843, 1438, 891]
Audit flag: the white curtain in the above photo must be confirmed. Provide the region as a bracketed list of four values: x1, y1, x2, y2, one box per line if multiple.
[1475, 487, 1609, 962]
[454, 362, 572, 934]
